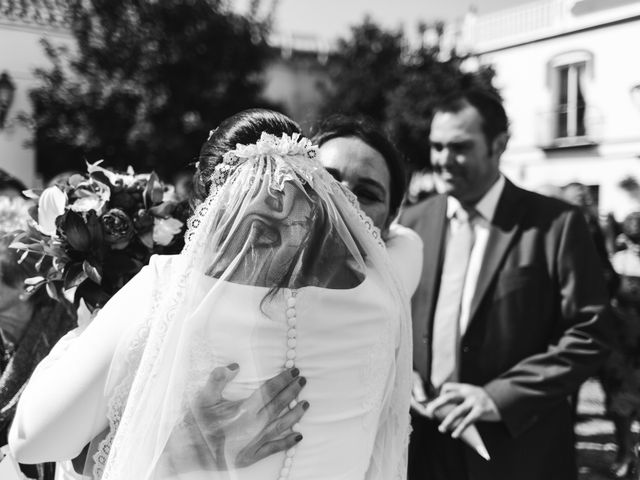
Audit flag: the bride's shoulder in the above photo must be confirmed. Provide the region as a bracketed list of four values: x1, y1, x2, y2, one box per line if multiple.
[386, 223, 423, 254]
[385, 224, 423, 295]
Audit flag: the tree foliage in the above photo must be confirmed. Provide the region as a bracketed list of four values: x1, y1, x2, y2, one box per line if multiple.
[320, 19, 498, 170]
[29, 0, 278, 181]
[320, 18, 404, 123]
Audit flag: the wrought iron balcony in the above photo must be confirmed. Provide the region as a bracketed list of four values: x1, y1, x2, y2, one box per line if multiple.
[535, 105, 603, 149]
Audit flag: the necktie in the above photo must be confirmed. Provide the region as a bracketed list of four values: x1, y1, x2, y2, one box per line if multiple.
[430, 207, 475, 390]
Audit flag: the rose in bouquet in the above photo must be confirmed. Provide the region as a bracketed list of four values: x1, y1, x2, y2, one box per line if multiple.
[11, 161, 190, 311]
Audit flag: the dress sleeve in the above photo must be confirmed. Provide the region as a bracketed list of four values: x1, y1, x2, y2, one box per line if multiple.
[8, 256, 165, 463]
[386, 223, 423, 296]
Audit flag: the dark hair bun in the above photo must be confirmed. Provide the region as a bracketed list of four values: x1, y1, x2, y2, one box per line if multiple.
[192, 109, 301, 203]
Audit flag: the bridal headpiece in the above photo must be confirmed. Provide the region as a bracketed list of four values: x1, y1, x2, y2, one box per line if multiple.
[210, 132, 318, 194]
[185, 132, 320, 250]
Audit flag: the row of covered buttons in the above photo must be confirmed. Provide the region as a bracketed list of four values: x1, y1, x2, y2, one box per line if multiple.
[280, 289, 298, 480]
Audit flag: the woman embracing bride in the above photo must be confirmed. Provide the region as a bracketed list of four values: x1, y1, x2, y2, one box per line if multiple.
[9, 109, 421, 480]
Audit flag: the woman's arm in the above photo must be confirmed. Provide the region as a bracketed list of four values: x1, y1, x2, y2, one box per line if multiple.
[9, 259, 160, 463]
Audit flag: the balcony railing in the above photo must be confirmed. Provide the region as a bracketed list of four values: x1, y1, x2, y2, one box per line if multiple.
[269, 32, 332, 63]
[0, 0, 71, 30]
[535, 105, 603, 149]
[458, 0, 640, 52]
[469, 0, 571, 46]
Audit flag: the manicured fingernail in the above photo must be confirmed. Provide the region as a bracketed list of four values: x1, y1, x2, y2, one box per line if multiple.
[295, 434, 303, 442]
[298, 377, 307, 387]
[302, 401, 310, 410]
[290, 368, 300, 377]
[227, 363, 239, 371]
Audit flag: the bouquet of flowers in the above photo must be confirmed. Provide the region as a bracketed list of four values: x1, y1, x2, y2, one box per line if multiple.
[10, 161, 190, 311]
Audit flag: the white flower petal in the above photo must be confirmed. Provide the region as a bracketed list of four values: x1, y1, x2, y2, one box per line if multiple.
[153, 217, 184, 246]
[37, 186, 67, 236]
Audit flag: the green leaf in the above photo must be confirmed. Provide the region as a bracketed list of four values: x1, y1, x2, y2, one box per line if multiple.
[23, 189, 43, 200]
[11, 231, 28, 242]
[83, 260, 103, 284]
[64, 262, 89, 290]
[46, 282, 60, 301]
[143, 172, 164, 208]
[24, 276, 46, 286]
[75, 281, 111, 311]
[9, 241, 36, 250]
[89, 170, 113, 188]
[18, 250, 29, 264]
[138, 230, 153, 249]
[35, 254, 46, 271]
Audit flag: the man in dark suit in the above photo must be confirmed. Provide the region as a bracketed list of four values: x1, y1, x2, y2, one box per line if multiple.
[400, 88, 611, 480]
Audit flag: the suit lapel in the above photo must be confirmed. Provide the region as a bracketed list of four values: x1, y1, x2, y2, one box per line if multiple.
[420, 195, 448, 326]
[467, 180, 525, 325]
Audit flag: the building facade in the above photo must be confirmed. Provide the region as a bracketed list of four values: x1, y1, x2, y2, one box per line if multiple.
[457, 0, 640, 219]
[264, 32, 330, 132]
[0, 0, 73, 188]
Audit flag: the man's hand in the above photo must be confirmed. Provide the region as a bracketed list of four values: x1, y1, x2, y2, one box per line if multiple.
[425, 383, 501, 439]
[410, 370, 430, 417]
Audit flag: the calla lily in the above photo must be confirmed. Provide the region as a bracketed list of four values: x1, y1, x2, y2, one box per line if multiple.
[38, 186, 67, 236]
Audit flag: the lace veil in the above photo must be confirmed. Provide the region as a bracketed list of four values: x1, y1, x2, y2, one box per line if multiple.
[84, 132, 412, 479]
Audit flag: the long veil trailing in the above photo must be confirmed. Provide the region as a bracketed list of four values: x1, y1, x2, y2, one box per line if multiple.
[85, 133, 412, 479]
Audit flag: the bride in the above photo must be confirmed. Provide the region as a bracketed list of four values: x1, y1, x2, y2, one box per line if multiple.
[9, 109, 421, 479]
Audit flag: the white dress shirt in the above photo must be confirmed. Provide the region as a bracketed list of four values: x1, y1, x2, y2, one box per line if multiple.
[445, 175, 505, 334]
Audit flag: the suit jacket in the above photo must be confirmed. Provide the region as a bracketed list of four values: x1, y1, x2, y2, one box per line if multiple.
[400, 179, 611, 480]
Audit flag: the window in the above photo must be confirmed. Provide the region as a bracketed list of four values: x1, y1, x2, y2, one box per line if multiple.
[547, 50, 594, 144]
[556, 63, 587, 138]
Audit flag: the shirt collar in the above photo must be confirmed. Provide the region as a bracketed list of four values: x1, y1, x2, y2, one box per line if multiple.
[446, 175, 505, 222]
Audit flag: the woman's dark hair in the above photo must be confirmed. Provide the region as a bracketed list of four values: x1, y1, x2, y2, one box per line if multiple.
[311, 115, 407, 221]
[192, 109, 301, 205]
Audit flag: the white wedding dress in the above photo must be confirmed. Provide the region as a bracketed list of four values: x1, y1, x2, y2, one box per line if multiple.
[9, 224, 421, 480]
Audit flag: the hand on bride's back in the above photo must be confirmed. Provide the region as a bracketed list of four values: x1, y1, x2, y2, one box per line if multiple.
[73, 365, 309, 474]
[190, 364, 309, 469]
